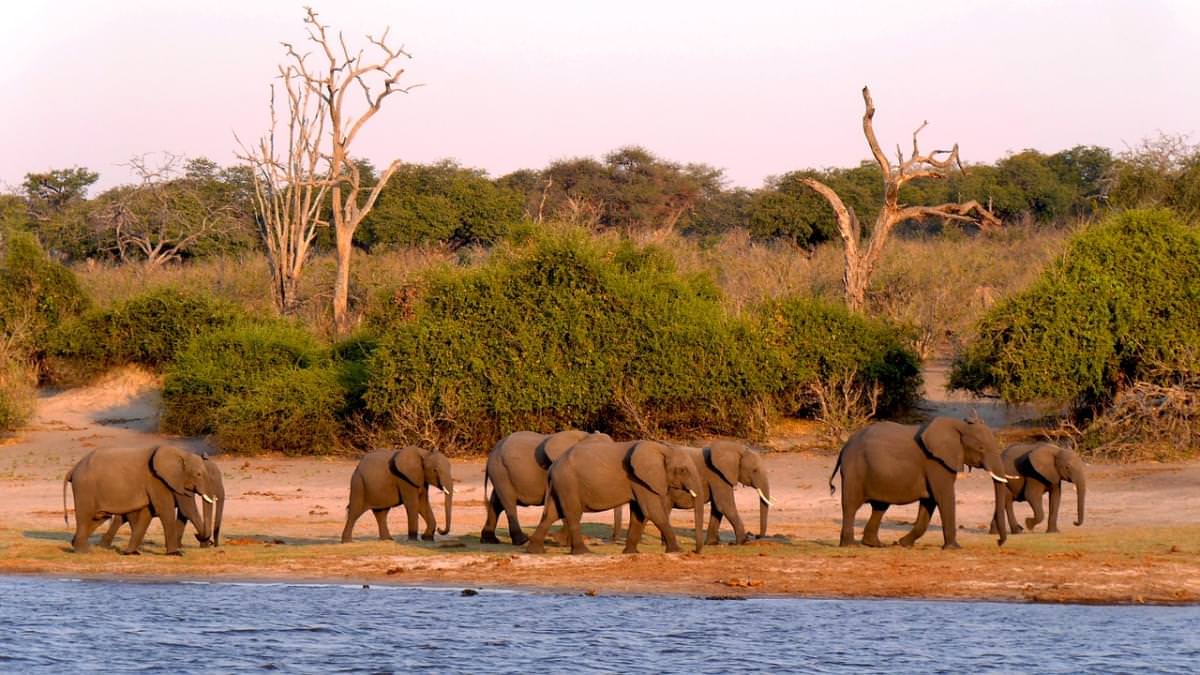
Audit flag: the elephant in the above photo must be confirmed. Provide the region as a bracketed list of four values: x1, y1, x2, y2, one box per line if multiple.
[829, 415, 1012, 549]
[481, 429, 617, 545]
[100, 456, 225, 549]
[341, 446, 454, 543]
[526, 438, 704, 555]
[989, 443, 1086, 534]
[63, 445, 216, 555]
[664, 441, 772, 546]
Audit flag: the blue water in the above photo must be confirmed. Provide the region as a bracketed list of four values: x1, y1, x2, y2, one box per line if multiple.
[0, 577, 1196, 673]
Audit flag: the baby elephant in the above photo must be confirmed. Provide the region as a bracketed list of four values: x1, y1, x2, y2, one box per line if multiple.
[990, 443, 1086, 534]
[341, 447, 454, 543]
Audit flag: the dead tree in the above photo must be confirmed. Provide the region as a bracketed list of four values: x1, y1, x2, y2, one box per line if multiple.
[802, 87, 1001, 311]
[240, 7, 416, 325]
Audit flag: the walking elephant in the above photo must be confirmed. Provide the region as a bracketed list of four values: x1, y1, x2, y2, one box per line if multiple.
[674, 441, 772, 545]
[829, 415, 1012, 549]
[990, 443, 1086, 534]
[341, 447, 454, 543]
[481, 429, 616, 545]
[63, 445, 216, 555]
[100, 456, 225, 549]
[527, 438, 704, 555]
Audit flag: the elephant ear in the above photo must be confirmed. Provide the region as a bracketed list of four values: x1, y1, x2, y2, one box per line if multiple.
[705, 442, 740, 486]
[629, 442, 668, 495]
[151, 446, 190, 495]
[390, 448, 425, 487]
[1027, 446, 1062, 484]
[917, 417, 964, 473]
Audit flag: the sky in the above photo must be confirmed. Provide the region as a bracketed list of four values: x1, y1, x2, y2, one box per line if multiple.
[3, 0, 1199, 192]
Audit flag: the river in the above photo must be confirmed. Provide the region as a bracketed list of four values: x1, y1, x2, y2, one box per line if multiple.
[0, 577, 1195, 673]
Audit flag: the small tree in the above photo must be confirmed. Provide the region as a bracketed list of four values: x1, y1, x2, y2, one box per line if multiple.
[802, 87, 1000, 311]
[240, 7, 416, 327]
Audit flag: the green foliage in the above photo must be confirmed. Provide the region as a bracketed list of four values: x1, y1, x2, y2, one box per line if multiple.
[161, 322, 328, 436]
[214, 366, 346, 456]
[362, 228, 920, 452]
[951, 209, 1200, 406]
[759, 297, 922, 415]
[0, 352, 36, 433]
[0, 229, 91, 357]
[45, 287, 242, 381]
[358, 160, 524, 248]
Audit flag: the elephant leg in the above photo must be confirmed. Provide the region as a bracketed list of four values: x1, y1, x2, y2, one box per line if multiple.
[480, 490, 503, 544]
[1025, 484, 1047, 531]
[608, 505, 623, 544]
[839, 485, 865, 547]
[705, 503, 723, 546]
[73, 511, 106, 553]
[159, 508, 184, 556]
[497, 487, 528, 546]
[1046, 485, 1062, 533]
[622, 503, 646, 554]
[404, 500, 421, 542]
[1006, 493, 1023, 533]
[897, 499, 934, 547]
[862, 502, 890, 547]
[372, 509, 393, 541]
[526, 494, 560, 554]
[99, 515, 125, 549]
[123, 509, 154, 555]
[341, 499, 368, 544]
[930, 480, 959, 549]
[639, 495, 680, 553]
[714, 490, 747, 545]
[419, 490, 436, 541]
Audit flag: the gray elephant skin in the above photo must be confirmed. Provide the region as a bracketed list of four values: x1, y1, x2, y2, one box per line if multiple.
[990, 443, 1086, 534]
[341, 447, 454, 543]
[527, 438, 705, 555]
[63, 445, 215, 555]
[100, 456, 225, 549]
[665, 441, 772, 545]
[829, 416, 1011, 549]
[481, 429, 617, 545]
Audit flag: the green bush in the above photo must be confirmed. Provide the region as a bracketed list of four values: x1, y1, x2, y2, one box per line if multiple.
[0, 229, 91, 357]
[214, 366, 346, 456]
[0, 353, 36, 433]
[950, 209, 1200, 407]
[362, 228, 921, 453]
[161, 322, 328, 436]
[46, 287, 242, 381]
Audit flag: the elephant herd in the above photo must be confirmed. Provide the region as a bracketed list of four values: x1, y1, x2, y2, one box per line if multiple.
[60, 416, 1085, 556]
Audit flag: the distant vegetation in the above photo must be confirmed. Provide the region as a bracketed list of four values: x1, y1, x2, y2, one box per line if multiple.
[2, 137, 1197, 459]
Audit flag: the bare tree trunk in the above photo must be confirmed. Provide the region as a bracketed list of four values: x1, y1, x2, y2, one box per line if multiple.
[332, 223, 354, 333]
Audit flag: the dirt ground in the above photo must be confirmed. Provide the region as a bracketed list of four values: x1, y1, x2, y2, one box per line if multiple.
[1, 367, 1197, 604]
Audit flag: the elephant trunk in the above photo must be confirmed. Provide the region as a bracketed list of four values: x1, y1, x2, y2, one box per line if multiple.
[437, 484, 453, 536]
[693, 493, 704, 554]
[756, 476, 771, 538]
[199, 495, 215, 546]
[992, 479, 1008, 546]
[1073, 471, 1086, 527]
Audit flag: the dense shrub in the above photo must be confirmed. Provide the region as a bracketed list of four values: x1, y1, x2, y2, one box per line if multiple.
[214, 366, 346, 456]
[161, 322, 328, 436]
[0, 353, 36, 433]
[45, 287, 242, 381]
[950, 209, 1200, 407]
[362, 228, 920, 453]
[0, 229, 91, 357]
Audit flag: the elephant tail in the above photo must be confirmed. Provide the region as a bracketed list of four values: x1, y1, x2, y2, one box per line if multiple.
[828, 452, 843, 496]
[62, 468, 72, 527]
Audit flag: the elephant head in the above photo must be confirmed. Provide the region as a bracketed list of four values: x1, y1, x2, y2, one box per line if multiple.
[707, 441, 772, 538]
[630, 441, 705, 553]
[392, 447, 454, 535]
[918, 416, 1008, 546]
[1027, 445, 1086, 526]
[151, 445, 214, 542]
[197, 458, 225, 547]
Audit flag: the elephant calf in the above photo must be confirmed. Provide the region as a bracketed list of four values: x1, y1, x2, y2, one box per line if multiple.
[990, 443, 1086, 535]
[527, 438, 704, 555]
[341, 446, 454, 543]
[675, 441, 772, 546]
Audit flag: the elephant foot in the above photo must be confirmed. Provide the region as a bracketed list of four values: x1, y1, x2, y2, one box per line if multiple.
[421, 533, 435, 542]
[120, 549, 141, 556]
[340, 537, 353, 544]
[525, 541, 545, 554]
[621, 545, 640, 555]
[941, 541, 962, 550]
[406, 534, 420, 542]
[1047, 527, 1060, 534]
[166, 550, 184, 557]
[1025, 518, 1040, 530]
[479, 532, 501, 545]
[570, 545, 592, 555]
[863, 538, 887, 548]
[510, 532, 530, 546]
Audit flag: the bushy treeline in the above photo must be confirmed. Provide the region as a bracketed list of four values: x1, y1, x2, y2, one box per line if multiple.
[5, 136, 1198, 265]
[13, 226, 921, 452]
[951, 209, 1200, 410]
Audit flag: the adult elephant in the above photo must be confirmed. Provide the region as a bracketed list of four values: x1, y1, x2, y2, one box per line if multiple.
[341, 446, 454, 543]
[829, 415, 1011, 549]
[990, 443, 1086, 534]
[481, 429, 615, 545]
[679, 441, 772, 545]
[527, 438, 704, 555]
[63, 445, 215, 555]
[100, 456, 226, 549]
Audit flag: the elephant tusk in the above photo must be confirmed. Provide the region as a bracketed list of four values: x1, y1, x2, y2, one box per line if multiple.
[757, 489, 775, 506]
[440, 487, 451, 496]
[200, 493, 215, 504]
[687, 489, 697, 498]
[989, 472, 1008, 484]
[1005, 474, 1021, 480]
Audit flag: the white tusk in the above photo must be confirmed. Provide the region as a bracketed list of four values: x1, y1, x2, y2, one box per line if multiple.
[1005, 474, 1021, 480]
[757, 489, 775, 506]
[989, 472, 1008, 484]
[687, 489, 697, 498]
[200, 493, 215, 504]
[440, 487, 451, 496]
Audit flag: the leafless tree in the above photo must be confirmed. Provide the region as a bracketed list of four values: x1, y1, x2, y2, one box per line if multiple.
[239, 6, 416, 325]
[802, 87, 1001, 311]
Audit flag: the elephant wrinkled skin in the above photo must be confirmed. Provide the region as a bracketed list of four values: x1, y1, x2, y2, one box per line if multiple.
[990, 443, 1086, 535]
[666, 441, 772, 546]
[100, 456, 225, 550]
[341, 447, 454, 543]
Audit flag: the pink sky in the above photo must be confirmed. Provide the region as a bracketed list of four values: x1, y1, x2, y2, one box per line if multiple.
[3, 1, 1198, 192]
